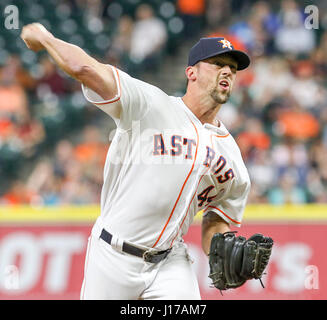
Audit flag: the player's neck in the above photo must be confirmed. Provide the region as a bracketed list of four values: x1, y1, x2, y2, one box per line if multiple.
[182, 94, 221, 126]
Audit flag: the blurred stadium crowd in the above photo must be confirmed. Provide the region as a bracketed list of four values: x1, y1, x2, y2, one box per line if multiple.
[0, 0, 326, 206]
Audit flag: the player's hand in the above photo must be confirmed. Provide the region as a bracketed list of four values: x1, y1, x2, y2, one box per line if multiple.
[20, 23, 54, 52]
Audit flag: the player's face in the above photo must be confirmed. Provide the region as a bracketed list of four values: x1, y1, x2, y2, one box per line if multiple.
[198, 54, 238, 104]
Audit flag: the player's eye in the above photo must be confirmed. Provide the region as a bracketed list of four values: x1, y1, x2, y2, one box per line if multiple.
[215, 62, 237, 73]
[230, 66, 237, 73]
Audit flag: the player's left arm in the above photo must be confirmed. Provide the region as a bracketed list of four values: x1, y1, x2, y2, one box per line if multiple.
[201, 212, 230, 256]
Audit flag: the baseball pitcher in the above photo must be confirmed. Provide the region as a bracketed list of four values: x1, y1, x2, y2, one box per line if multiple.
[21, 23, 273, 300]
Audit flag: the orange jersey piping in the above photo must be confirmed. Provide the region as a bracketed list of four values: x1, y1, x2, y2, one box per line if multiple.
[206, 205, 242, 225]
[169, 165, 210, 248]
[93, 67, 121, 105]
[151, 120, 199, 248]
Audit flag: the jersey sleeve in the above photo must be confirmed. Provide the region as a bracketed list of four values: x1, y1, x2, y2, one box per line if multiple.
[203, 177, 251, 227]
[81, 65, 151, 129]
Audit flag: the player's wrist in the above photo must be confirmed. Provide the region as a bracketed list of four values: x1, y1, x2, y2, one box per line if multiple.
[39, 31, 55, 48]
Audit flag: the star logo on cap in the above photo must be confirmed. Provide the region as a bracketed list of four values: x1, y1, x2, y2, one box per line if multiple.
[218, 39, 233, 50]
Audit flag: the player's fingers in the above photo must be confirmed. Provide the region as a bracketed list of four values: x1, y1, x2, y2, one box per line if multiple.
[21, 37, 38, 51]
[32, 23, 48, 34]
[21, 39, 32, 50]
[22, 39, 31, 49]
[20, 28, 29, 42]
[20, 25, 32, 39]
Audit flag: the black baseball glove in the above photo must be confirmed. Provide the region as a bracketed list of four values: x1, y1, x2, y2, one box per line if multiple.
[208, 231, 273, 291]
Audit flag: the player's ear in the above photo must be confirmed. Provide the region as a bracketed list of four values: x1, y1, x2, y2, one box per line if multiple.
[185, 66, 197, 82]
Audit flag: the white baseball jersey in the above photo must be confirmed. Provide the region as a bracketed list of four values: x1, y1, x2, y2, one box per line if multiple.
[81, 66, 251, 251]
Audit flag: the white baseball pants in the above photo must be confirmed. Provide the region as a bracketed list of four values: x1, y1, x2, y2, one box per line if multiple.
[80, 234, 201, 300]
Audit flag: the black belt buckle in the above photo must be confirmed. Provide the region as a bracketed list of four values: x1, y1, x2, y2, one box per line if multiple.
[143, 249, 171, 263]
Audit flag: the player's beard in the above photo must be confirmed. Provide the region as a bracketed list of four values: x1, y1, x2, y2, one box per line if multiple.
[209, 77, 231, 104]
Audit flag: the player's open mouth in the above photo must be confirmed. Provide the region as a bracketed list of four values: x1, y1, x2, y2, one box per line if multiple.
[219, 79, 230, 91]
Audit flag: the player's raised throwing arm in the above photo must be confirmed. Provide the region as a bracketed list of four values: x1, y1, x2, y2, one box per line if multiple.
[20, 23, 120, 118]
